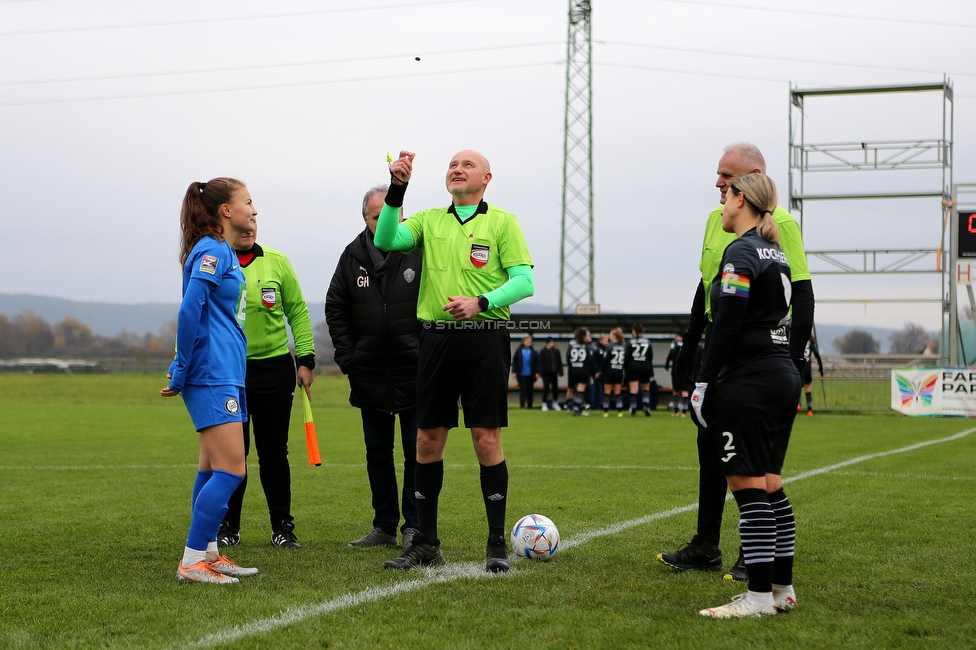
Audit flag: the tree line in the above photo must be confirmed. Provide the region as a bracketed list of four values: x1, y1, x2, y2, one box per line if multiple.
[0, 311, 338, 366]
[833, 323, 934, 355]
[0, 312, 177, 360]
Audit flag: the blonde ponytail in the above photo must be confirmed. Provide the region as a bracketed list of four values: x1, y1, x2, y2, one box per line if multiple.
[730, 173, 780, 245]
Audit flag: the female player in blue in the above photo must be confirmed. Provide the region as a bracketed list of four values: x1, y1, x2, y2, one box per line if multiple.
[161, 177, 260, 584]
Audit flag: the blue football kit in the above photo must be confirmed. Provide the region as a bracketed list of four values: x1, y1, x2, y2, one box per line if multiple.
[168, 236, 247, 432]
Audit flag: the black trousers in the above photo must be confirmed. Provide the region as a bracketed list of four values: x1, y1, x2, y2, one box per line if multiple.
[224, 387, 295, 532]
[694, 323, 727, 546]
[541, 372, 560, 403]
[361, 407, 419, 535]
[517, 374, 535, 408]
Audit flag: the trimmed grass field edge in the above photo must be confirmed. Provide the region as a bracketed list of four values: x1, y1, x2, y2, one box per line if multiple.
[176, 426, 976, 649]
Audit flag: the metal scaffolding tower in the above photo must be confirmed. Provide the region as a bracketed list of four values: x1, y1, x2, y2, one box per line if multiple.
[559, 0, 594, 313]
[788, 81, 954, 359]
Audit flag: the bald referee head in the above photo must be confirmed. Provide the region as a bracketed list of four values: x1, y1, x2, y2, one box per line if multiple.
[715, 143, 766, 205]
[445, 150, 492, 205]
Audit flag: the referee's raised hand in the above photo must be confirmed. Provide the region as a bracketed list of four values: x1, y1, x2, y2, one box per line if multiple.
[390, 151, 415, 185]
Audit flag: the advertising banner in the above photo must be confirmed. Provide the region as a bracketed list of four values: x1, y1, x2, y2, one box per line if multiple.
[892, 367, 976, 417]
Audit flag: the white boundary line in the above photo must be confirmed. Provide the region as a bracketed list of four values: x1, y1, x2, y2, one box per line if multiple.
[0, 463, 697, 472]
[173, 426, 972, 648]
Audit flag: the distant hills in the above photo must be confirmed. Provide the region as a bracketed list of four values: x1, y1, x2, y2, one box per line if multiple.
[0, 293, 919, 354]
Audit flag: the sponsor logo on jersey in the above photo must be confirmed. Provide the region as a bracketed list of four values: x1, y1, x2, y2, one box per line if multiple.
[261, 287, 276, 308]
[224, 397, 240, 414]
[199, 255, 218, 275]
[769, 325, 789, 345]
[720, 271, 750, 297]
[470, 244, 490, 267]
[756, 246, 789, 265]
[723, 263, 735, 273]
[403, 267, 416, 283]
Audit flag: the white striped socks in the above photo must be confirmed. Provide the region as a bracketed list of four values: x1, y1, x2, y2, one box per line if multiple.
[733, 488, 775, 592]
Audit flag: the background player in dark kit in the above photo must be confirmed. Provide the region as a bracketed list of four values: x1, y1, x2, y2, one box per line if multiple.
[665, 333, 690, 417]
[602, 328, 626, 417]
[800, 335, 824, 416]
[567, 327, 593, 416]
[625, 324, 655, 416]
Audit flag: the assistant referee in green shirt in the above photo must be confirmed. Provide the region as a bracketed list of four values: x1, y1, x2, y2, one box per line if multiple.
[374, 149, 534, 573]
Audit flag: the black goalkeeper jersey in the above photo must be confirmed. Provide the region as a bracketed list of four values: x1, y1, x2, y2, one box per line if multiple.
[699, 227, 793, 382]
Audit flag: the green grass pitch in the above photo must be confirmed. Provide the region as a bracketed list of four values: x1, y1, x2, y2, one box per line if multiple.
[1, 374, 974, 649]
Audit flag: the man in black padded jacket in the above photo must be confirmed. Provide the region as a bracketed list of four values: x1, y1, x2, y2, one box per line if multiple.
[326, 185, 424, 549]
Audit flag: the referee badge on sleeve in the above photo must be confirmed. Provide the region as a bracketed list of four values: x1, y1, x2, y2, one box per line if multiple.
[470, 244, 490, 268]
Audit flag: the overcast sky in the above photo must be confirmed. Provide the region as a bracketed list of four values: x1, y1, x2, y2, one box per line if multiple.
[2, 0, 974, 331]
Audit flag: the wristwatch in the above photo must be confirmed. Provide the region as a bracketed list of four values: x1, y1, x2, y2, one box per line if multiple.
[477, 295, 490, 312]
[297, 355, 316, 370]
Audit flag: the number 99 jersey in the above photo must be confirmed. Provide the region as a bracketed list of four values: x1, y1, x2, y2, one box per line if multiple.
[567, 340, 593, 385]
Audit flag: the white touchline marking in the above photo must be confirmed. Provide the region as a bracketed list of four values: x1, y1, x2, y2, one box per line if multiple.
[177, 426, 976, 648]
[0, 463, 697, 472]
[830, 471, 974, 481]
[178, 564, 507, 650]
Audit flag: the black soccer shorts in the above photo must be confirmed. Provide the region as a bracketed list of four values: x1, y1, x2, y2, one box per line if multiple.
[625, 367, 652, 384]
[709, 367, 801, 477]
[417, 325, 510, 429]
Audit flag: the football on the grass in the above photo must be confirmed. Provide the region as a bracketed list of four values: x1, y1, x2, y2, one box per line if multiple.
[511, 514, 559, 561]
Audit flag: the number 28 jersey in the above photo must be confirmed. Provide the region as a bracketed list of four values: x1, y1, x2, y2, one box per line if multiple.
[606, 343, 626, 372]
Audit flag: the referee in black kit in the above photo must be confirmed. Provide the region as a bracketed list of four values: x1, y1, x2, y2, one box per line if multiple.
[373, 150, 535, 573]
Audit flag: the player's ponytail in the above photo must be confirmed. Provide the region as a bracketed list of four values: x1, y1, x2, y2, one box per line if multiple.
[574, 327, 588, 344]
[610, 327, 625, 344]
[178, 178, 245, 266]
[730, 173, 780, 245]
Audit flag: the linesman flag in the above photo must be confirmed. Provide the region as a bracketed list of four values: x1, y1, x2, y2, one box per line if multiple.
[301, 389, 321, 466]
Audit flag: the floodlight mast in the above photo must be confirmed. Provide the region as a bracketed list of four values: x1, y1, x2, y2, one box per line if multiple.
[559, 0, 594, 313]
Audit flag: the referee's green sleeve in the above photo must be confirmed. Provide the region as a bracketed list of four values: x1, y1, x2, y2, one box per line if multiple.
[374, 203, 416, 251]
[484, 264, 534, 310]
[279, 257, 315, 358]
[775, 208, 811, 282]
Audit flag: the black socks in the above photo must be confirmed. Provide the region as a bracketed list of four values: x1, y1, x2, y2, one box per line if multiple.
[414, 460, 444, 546]
[480, 460, 509, 539]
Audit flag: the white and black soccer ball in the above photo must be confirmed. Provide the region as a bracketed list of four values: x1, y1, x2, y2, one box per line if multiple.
[510, 514, 559, 561]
